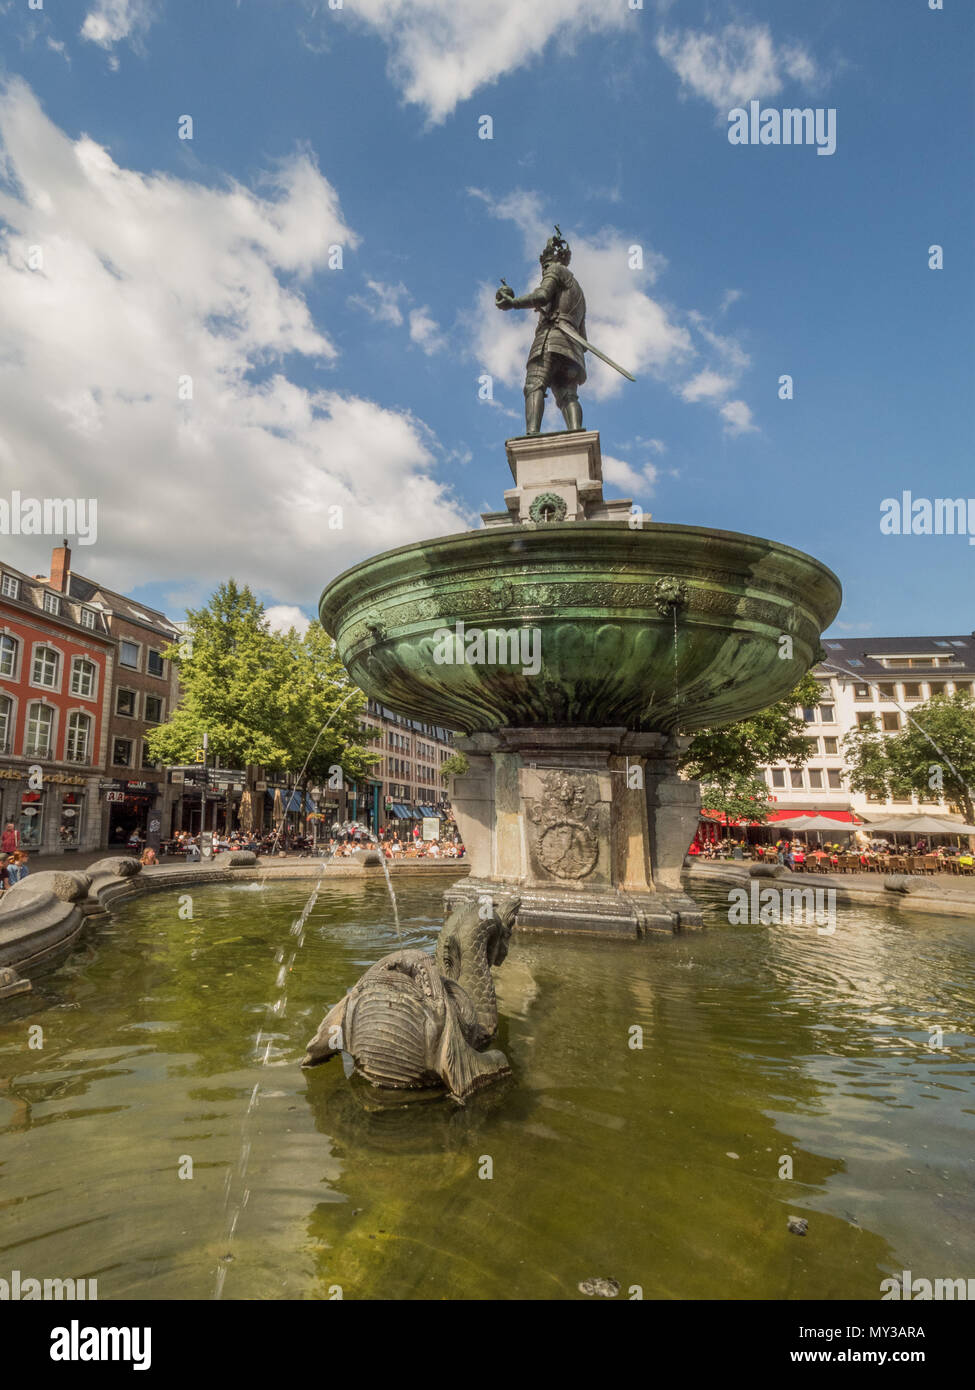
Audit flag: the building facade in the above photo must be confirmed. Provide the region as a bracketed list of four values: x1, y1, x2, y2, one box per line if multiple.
[358, 698, 454, 832]
[0, 554, 114, 853]
[63, 555, 182, 848]
[758, 633, 975, 823]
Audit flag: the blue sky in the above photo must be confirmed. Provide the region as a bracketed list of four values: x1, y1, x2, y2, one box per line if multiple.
[0, 0, 971, 638]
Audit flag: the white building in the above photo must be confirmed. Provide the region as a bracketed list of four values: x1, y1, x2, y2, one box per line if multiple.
[758, 633, 974, 825]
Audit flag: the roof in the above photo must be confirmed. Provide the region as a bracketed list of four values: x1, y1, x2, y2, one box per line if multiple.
[67, 573, 181, 639]
[0, 557, 113, 640]
[817, 633, 975, 678]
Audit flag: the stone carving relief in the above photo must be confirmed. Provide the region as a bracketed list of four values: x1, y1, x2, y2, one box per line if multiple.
[527, 772, 600, 881]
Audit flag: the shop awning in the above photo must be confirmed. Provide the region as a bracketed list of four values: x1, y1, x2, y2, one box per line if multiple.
[389, 803, 411, 818]
[266, 789, 316, 814]
[701, 807, 861, 827]
[418, 806, 443, 818]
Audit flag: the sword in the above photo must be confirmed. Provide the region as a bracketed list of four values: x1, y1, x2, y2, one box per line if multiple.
[555, 320, 636, 382]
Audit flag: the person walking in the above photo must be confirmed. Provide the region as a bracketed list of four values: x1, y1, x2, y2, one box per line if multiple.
[1, 822, 19, 856]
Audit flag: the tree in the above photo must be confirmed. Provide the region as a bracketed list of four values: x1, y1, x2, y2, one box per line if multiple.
[678, 672, 822, 823]
[145, 584, 378, 808]
[843, 690, 975, 823]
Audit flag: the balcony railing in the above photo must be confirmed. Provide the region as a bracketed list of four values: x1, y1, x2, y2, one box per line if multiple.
[64, 749, 90, 764]
[24, 745, 52, 758]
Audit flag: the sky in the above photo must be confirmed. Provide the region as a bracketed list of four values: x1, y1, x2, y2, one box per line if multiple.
[0, 0, 971, 639]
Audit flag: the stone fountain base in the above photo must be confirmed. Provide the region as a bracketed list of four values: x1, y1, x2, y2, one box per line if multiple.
[443, 726, 704, 937]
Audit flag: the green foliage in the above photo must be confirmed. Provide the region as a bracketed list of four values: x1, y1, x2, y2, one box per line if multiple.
[679, 672, 822, 823]
[440, 752, 470, 781]
[145, 580, 378, 785]
[843, 690, 975, 823]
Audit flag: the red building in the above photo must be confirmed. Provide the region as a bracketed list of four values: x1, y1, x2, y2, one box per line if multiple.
[0, 551, 114, 853]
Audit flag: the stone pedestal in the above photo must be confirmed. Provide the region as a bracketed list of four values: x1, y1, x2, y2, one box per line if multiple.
[445, 727, 703, 937]
[480, 430, 647, 528]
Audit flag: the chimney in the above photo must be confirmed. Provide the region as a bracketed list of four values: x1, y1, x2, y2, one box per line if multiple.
[49, 540, 71, 593]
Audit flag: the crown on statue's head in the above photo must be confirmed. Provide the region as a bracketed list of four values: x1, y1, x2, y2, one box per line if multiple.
[540, 225, 571, 267]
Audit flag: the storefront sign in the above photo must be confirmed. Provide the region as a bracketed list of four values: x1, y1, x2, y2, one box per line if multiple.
[105, 791, 126, 803]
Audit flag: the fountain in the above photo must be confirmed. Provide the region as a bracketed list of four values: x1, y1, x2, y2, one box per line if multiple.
[319, 233, 841, 938]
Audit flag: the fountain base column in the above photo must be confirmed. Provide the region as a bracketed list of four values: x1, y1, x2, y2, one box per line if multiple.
[445, 727, 703, 938]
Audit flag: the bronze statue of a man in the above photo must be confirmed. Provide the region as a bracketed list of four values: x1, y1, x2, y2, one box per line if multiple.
[496, 228, 587, 436]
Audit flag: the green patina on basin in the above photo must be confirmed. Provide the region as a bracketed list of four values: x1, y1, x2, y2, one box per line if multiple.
[319, 521, 842, 735]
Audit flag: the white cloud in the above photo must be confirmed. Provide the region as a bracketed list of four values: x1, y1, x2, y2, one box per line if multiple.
[265, 604, 311, 637]
[680, 369, 735, 403]
[656, 22, 820, 112]
[81, 0, 155, 50]
[720, 400, 757, 436]
[327, 0, 630, 124]
[409, 306, 445, 355]
[350, 279, 407, 326]
[0, 80, 469, 602]
[602, 455, 660, 497]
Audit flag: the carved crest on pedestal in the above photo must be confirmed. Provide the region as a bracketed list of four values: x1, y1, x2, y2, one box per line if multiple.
[527, 771, 600, 880]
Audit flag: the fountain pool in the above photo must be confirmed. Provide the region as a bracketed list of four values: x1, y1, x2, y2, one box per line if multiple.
[0, 879, 973, 1300]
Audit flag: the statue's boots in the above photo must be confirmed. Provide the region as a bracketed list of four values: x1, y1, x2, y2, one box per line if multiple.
[561, 400, 583, 432]
[524, 389, 545, 436]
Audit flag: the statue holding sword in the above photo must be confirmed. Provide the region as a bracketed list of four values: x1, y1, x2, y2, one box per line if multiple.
[495, 225, 635, 436]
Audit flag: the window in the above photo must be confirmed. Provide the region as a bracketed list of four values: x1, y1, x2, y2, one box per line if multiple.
[141, 742, 157, 769]
[0, 694, 11, 752]
[823, 737, 839, 755]
[790, 770, 804, 789]
[827, 769, 843, 790]
[770, 769, 786, 788]
[113, 737, 132, 767]
[954, 681, 972, 694]
[856, 712, 876, 729]
[116, 689, 137, 718]
[70, 658, 96, 698]
[935, 640, 951, 648]
[80, 609, 96, 630]
[950, 640, 967, 648]
[882, 712, 901, 732]
[801, 706, 816, 723]
[66, 712, 91, 763]
[26, 703, 54, 756]
[144, 695, 163, 723]
[876, 683, 897, 700]
[854, 683, 871, 701]
[119, 640, 139, 668]
[848, 659, 863, 667]
[147, 650, 165, 677]
[928, 682, 946, 697]
[0, 634, 18, 678]
[808, 769, 824, 789]
[806, 736, 819, 755]
[818, 704, 835, 722]
[32, 645, 60, 688]
[1, 573, 19, 599]
[59, 793, 83, 846]
[903, 683, 921, 701]
[43, 592, 60, 615]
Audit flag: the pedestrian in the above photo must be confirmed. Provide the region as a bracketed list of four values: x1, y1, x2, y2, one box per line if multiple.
[1, 821, 19, 855]
[0, 854, 8, 893]
[8, 850, 29, 885]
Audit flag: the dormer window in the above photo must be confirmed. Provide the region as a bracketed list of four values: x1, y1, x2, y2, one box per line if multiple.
[80, 608, 96, 630]
[1, 573, 19, 599]
[43, 592, 61, 615]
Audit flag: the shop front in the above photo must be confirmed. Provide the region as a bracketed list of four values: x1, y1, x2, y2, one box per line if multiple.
[0, 768, 97, 854]
[103, 780, 160, 848]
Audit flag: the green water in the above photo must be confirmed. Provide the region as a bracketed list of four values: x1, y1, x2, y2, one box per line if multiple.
[1, 878, 973, 1300]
